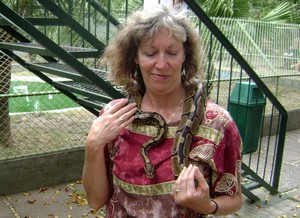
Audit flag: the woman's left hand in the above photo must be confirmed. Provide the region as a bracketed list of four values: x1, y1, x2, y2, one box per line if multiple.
[173, 164, 214, 214]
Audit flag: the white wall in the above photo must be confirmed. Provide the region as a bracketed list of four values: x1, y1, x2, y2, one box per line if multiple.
[143, 0, 187, 9]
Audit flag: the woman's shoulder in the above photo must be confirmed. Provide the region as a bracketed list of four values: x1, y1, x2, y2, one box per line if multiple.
[203, 100, 233, 128]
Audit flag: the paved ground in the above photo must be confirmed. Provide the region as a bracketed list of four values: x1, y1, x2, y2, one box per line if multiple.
[1, 129, 300, 218]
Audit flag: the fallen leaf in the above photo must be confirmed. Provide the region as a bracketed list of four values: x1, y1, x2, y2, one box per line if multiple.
[23, 192, 31, 196]
[264, 195, 270, 201]
[90, 209, 98, 214]
[52, 196, 58, 203]
[48, 215, 59, 218]
[39, 187, 48, 193]
[69, 192, 88, 206]
[27, 199, 36, 204]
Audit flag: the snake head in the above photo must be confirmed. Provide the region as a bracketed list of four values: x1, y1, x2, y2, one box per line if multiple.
[144, 162, 154, 178]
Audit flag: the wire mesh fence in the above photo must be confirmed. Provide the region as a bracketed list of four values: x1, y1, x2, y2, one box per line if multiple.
[201, 18, 300, 112]
[0, 27, 95, 161]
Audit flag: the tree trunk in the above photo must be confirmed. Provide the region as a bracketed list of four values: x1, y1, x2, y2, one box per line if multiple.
[0, 31, 12, 147]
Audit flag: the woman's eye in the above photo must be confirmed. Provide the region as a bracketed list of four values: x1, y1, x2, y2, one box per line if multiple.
[145, 53, 155, 57]
[168, 52, 177, 56]
[143, 51, 155, 57]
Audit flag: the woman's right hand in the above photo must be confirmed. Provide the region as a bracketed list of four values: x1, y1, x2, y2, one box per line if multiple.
[86, 98, 137, 150]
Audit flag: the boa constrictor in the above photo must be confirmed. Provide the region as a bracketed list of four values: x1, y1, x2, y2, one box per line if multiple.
[129, 81, 206, 178]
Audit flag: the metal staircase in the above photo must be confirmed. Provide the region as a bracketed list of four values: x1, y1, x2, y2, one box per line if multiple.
[0, 0, 123, 116]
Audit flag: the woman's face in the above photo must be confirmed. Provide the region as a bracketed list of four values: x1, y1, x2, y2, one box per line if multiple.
[134, 28, 186, 95]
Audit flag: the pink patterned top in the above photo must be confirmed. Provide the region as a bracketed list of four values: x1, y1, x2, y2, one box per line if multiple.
[102, 100, 242, 217]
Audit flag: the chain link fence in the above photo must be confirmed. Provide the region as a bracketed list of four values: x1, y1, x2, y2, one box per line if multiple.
[199, 18, 300, 112]
[0, 26, 96, 160]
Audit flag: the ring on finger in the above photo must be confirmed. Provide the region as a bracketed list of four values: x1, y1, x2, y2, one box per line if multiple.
[174, 189, 180, 193]
[119, 116, 125, 122]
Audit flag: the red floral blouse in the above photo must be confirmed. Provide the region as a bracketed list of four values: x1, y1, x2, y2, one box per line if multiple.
[102, 100, 242, 217]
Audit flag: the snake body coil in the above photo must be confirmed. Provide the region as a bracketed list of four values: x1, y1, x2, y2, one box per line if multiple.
[129, 81, 206, 178]
[171, 82, 206, 177]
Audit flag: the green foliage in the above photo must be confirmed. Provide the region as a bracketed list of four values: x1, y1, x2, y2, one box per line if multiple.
[261, 2, 300, 23]
[198, 0, 250, 18]
[249, 0, 300, 23]
[197, 0, 300, 23]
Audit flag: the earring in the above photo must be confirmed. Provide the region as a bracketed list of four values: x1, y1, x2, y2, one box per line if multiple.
[181, 63, 186, 82]
[134, 65, 139, 79]
[134, 64, 146, 94]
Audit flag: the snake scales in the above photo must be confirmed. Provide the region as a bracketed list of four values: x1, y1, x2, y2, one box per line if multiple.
[129, 81, 206, 178]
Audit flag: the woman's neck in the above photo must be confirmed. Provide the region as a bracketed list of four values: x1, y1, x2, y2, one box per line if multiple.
[141, 87, 185, 123]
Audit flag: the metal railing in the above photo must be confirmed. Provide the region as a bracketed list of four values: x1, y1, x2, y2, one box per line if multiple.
[185, 0, 288, 200]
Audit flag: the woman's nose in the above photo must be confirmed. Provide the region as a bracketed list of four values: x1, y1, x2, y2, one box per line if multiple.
[156, 54, 168, 68]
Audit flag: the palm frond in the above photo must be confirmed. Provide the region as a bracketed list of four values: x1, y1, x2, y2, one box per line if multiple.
[261, 2, 296, 23]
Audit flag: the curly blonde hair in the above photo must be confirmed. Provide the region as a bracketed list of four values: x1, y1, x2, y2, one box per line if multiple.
[103, 4, 203, 95]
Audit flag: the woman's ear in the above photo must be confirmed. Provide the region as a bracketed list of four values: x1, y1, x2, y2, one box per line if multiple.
[134, 56, 139, 64]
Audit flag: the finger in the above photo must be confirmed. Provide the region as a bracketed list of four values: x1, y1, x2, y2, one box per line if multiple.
[105, 98, 129, 114]
[118, 113, 135, 127]
[176, 165, 193, 191]
[174, 166, 186, 194]
[182, 165, 201, 194]
[104, 99, 137, 123]
[117, 105, 138, 125]
[193, 166, 208, 190]
[115, 102, 137, 119]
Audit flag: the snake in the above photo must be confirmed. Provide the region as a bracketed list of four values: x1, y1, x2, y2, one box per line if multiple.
[171, 82, 206, 177]
[128, 81, 206, 178]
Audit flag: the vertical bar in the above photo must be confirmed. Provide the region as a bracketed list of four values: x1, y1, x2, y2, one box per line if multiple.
[272, 113, 288, 190]
[68, 0, 73, 46]
[106, 0, 111, 45]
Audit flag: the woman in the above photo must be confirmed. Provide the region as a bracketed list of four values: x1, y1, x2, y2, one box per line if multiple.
[83, 4, 242, 217]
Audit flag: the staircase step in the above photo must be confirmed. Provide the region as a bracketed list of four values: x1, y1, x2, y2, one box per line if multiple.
[0, 42, 100, 58]
[0, 18, 64, 26]
[26, 18, 64, 26]
[53, 81, 112, 102]
[26, 62, 88, 82]
[26, 62, 108, 83]
[77, 98, 106, 111]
